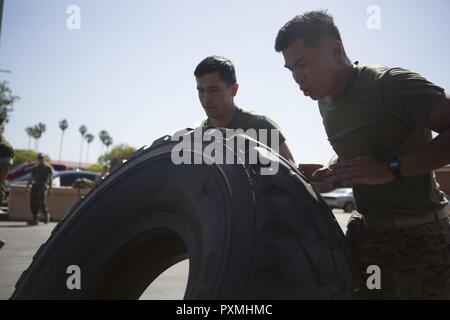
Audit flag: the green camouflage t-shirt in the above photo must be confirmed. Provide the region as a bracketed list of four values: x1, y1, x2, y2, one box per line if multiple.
[0, 137, 14, 166]
[201, 107, 286, 149]
[31, 163, 53, 185]
[318, 62, 447, 217]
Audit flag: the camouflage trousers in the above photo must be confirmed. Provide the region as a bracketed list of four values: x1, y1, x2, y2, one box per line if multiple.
[346, 211, 450, 299]
[30, 184, 48, 218]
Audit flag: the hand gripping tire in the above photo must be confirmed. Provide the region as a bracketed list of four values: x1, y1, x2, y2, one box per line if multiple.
[11, 128, 354, 299]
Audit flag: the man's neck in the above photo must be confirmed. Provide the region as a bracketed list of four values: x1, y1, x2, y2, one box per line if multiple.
[209, 105, 237, 128]
[328, 61, 355, 102]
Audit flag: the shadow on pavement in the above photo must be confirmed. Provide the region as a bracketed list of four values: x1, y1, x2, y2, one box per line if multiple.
[0, 224, 32, 228]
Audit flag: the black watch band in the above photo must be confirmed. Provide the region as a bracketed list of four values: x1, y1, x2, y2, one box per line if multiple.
[388, 158, 402, 178]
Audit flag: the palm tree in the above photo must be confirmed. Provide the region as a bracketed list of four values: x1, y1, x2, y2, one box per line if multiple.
[32, 127, 39, 151]
[25, 126, 34, 150]
[104, 135, 113, 150]
[99, 130, 108, 155]
[33, 123, 46, 151]
[78, 125, 87, 166]
[38, 123, 46, 150]
[85, 133, 94, 163]
[58, 119, 68, 161]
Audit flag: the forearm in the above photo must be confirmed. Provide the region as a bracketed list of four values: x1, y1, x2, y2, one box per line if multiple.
[399, 128, 450, 176]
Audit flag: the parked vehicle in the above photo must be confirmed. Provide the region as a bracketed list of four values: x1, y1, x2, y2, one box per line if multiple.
[50, 170, 98, 188]
[320, 188, 356, 213]
[8, 169, 97, 188]
[6, 162, 72, 182]
[6, 162, 35, 181]
[3, 170, 99, 207]
[50, 163, 73, 171]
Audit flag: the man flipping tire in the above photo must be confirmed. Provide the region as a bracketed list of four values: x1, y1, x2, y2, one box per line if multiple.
[275, 10, 450, 299]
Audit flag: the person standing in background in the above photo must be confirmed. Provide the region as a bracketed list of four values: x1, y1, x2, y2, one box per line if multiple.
[0, 121, 14, 249]
[26, 153, 53, 225]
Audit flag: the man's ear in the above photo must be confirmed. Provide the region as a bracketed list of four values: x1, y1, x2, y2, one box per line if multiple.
[231, 83, 239, 96]
[328, 40, 344, 59]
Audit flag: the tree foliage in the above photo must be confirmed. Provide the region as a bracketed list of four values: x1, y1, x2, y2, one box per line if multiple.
[98, 144, 136, 170]
[0, 81, 19, 124]
[59, 119, 68, 131]
[12, 149, 51, 167]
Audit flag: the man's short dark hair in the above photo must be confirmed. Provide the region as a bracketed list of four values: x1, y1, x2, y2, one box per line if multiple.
[194, 56, 237, 86]
[275, 10, 342, 52]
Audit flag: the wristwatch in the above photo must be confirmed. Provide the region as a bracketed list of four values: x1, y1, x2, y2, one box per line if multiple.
[388, 158, 402, 178]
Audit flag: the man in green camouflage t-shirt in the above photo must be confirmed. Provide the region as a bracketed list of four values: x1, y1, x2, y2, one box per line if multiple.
[194, 56, 296, 166]
[0, 122, 14, 211]
[275, 10, 450, 298]
[26, 153, 53, 225]
[0, 122, 14, 249]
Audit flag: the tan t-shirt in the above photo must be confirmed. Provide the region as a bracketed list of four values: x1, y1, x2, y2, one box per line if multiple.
[318, 62, 447, 217]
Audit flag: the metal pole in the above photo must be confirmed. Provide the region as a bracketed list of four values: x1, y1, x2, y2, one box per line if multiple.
[0, 1, 12, 74]
[0, 0, 4, 46]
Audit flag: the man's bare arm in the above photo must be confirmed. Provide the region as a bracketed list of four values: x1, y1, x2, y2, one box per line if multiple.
[330, 92, 450, 185]
[399, 92, 450, 176]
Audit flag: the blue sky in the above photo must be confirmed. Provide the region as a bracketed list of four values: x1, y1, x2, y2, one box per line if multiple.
[1, 0, 449, 165]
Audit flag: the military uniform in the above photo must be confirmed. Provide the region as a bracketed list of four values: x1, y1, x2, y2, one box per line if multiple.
[201, 107, 286, 149]
[0, 137, 14, 206]
[347, 210, 450, 299]
[318, 62, 450, 299]
[29, 162, 53, 224]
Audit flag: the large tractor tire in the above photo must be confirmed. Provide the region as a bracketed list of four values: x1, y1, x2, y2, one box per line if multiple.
[11, 128, 354, 299]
